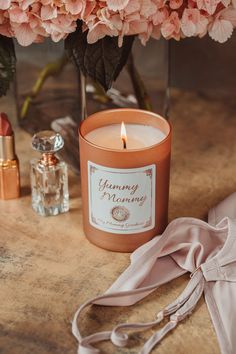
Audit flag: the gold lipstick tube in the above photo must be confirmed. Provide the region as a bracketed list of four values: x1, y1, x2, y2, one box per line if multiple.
[0, 134, 20, 200]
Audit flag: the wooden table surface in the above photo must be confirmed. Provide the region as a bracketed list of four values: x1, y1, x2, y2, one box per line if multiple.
[1, 89, 236, 354]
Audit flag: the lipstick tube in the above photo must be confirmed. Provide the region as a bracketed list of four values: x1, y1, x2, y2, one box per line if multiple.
[0, 122, 20, 200]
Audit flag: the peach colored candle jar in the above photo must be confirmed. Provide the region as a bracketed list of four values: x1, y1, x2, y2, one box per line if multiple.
[79, 108, 171, 252]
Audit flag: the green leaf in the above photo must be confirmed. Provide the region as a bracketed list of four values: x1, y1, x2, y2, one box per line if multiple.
[0, 35, 16, 97]
[65, 22, 135, 91]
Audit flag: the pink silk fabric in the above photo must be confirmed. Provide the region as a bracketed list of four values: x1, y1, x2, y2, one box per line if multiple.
[72, 193, 236, 354]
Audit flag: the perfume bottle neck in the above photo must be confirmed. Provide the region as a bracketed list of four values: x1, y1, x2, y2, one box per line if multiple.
[40, 152, 59, 166]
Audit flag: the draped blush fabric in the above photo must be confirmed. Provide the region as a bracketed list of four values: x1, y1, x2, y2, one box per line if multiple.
[72, 193, 236, 354]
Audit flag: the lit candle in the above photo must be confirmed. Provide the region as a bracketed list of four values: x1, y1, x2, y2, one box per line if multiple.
[85, 122, 166, 150]
[79, 109, 172, 252]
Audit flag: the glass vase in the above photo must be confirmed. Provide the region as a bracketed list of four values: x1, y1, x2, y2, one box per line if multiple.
[14, 38, 170, 173]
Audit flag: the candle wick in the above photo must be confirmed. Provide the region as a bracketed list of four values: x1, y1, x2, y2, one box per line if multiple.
[122, 138, 127, 150]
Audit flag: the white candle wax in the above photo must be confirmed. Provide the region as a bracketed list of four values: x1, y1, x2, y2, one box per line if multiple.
[85, 124, 166, 150]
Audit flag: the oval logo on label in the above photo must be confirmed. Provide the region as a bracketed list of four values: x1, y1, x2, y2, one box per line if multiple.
[111, 206, 130, 222]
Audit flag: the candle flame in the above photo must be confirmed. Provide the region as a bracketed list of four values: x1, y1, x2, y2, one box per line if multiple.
[120, 121, 127, 149]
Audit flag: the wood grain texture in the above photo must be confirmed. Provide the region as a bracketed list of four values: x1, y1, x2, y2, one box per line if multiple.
[2, 88, 236, 354]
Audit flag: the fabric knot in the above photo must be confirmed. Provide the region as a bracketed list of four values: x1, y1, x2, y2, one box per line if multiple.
[190, 265, 202, 278]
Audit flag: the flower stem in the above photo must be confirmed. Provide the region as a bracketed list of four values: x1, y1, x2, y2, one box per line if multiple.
[20, 53, 68, 119]
[126, 52, 152, 111]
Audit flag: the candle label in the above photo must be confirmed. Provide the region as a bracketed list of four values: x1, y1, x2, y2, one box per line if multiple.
[88, 161, 156, 234]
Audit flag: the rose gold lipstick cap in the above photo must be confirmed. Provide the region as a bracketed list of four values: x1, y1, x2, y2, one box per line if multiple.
[0, 134, 16, 161]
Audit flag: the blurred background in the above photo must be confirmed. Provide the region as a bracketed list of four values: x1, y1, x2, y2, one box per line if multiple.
[3, 33, 235, 172]
[13, 33, 236, 124]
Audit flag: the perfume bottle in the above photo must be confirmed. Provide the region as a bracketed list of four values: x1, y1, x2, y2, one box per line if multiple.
[30, 130, 69, 216]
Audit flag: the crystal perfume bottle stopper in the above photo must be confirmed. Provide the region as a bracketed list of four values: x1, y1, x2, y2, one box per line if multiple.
[32, 130, 64, 153]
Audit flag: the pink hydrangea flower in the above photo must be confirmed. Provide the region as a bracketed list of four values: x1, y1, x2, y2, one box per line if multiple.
[0, 0, 236, 46]
[161, 11, 181, 39]
[209, 6, 236, 41]
[181, 8, 208, 37]
[170, 0, 183, 10]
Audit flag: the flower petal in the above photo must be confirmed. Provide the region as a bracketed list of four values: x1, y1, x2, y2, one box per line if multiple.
[209, 19, 233, 43]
